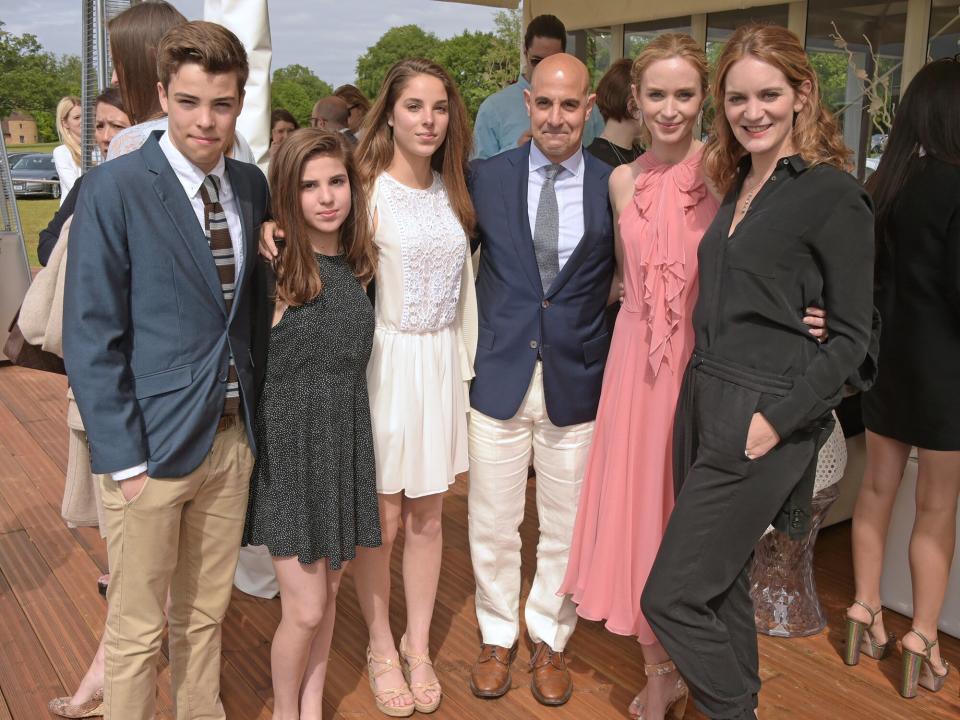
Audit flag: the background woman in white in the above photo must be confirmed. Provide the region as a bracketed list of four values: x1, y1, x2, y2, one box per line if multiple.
[53, 95, 82, 203]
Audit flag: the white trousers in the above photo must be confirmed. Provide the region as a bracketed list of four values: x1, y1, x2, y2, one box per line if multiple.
[468, 362, 594, 652]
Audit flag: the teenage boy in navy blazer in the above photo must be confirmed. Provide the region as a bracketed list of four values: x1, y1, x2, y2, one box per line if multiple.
[63, 21, 269, 720]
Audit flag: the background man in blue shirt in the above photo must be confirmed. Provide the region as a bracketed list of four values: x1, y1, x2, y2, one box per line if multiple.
[472, 14, 605, 159]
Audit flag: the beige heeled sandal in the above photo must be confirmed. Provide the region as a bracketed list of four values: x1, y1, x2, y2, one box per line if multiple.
[843, 600, 895, 666]
[900, 629, 950, 698]
[629, 660, 688, 720]
[366, 646, 415, 718]
[399, 634, 442, 714]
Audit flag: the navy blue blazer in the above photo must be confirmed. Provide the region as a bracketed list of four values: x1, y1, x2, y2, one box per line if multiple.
[63, 132, 270, 478]
[469, 143, 615, 427]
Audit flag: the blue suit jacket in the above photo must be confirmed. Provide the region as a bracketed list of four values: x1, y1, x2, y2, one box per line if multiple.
[63, 133, 270, 478]
[469, 143, 615, 427]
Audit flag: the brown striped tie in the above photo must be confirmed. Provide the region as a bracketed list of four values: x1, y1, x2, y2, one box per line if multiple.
[199, 175, 240, 415]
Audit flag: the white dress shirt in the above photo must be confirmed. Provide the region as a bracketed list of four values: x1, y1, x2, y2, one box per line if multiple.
[527, 142, 585, 272]
[112, 132, 245, 481]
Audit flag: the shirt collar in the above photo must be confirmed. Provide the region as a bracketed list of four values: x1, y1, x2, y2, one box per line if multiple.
[517, 73, 530, 91]
[529, 140, 584, 180]
[158, 130, 228, 200]
[738, 153, 808, 177]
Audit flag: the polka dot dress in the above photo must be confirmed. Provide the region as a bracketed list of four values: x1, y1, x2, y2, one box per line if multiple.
[243, 253, 381, 569]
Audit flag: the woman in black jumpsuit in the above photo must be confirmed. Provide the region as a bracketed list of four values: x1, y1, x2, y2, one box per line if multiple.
[640, 25, 875, 720]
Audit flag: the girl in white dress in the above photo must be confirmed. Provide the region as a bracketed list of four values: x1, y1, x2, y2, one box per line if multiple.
[259, 58, 477, 718]
[354, 59, 477, 716]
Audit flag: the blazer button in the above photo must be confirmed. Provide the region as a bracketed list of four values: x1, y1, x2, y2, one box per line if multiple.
[541, 300, 550, 309]
[529, 340, 538, 349]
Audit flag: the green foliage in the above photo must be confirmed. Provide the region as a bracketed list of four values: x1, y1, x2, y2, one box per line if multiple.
[0, 21, 81, 142]
[809, 51, 850, 114]
[482, 8, 521, 91]
[355, 25, 443, 101]
[435, 31, 497, 117]
[271, 64, 333, 127]
[354, 9, 522, 119]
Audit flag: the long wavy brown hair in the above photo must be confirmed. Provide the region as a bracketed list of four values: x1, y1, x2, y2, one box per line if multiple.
[704, 23, 851, 194]
[269, 129, 377, 307]
[355, 58, 476, 236]
[108, 0, 187, 124]
[630, 33, 709, 147]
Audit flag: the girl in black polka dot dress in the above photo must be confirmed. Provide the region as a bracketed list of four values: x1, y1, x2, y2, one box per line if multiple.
[243, 129, 381, 718]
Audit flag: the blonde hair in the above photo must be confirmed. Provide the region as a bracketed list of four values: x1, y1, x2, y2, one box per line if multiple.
[703, 23, 851, 194]
[355, 59, 476, 237]
[55, 96, 82, 166]
[630, 33, 709, 147]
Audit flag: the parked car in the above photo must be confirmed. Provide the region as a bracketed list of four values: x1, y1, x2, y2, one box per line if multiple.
[5, 152, 28, 169]
[11, 153, 60, 199]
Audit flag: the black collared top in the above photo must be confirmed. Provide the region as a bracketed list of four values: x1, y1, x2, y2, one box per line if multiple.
[693, 154, 875, 439]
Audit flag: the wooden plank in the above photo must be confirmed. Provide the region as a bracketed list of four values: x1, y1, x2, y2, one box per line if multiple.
[0, 367, 959, 719]
[0, 490, 20, 536]
[0, 537, 66, 719]
[0, 531, 100, 695]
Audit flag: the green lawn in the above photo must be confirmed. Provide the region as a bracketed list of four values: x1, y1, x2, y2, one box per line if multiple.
[8, 142, 58, 154]
[16, 197, 58, 267]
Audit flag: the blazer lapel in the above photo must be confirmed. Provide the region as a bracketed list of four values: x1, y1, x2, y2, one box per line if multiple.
[503, 145, 543, 294]
[545, 152, 609, 299]
[145, 138, 226, 316]
[226, 158, 255, 322]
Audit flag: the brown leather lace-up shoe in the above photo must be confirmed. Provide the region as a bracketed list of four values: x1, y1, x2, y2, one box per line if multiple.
[469, 643, 518, 698]
[529, 641, 573, 706]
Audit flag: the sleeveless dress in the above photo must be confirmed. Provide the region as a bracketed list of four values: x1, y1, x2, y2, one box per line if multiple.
[366, 171, 470, 497]
[559, 149, 719, 642]
[243, 253, 381, 569]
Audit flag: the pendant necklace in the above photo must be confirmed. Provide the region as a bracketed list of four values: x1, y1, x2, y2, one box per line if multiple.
[604, 137, 636, 165]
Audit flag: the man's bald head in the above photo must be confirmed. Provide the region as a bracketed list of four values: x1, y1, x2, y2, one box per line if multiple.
[530, 53, 591, 97]
[524, 53, 596, 163]
[311, 96, 350, 130]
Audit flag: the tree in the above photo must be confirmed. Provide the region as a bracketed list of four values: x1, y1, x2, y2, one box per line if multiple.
[480, 8, 522, 96]
[271, 64, 333, 127]
[0, 21, 80, 142]
[355, 25, 442, 100]
[435, 31, 497, 117]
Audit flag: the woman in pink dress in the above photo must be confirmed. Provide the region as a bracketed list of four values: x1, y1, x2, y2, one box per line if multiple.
[560, 34, 826, 719]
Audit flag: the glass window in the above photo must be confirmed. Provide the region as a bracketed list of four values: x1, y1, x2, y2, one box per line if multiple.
[568, 27, 614, 88]
[928, 1, 960, 60]
[704, 6, 791, 133]
[706, 5, 790, 66]
[624, 16, 691, 58]
[806, 0, 908, 179]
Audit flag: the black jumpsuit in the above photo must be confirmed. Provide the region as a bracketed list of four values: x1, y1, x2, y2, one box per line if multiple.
[641, 155, 875, 720]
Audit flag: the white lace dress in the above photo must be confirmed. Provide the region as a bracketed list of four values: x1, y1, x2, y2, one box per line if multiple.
[367, 171, 469, 497]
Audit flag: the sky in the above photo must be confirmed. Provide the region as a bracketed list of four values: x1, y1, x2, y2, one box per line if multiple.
[5, 0, 503, 89]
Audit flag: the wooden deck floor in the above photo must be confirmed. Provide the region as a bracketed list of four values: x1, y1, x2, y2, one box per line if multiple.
[0, 362, 957, 719]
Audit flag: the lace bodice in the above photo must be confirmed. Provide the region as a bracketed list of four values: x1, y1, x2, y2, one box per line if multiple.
[374, 172, 466, 333]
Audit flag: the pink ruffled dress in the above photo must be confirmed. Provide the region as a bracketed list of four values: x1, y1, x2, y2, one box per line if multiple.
[559, 148, 719, 642]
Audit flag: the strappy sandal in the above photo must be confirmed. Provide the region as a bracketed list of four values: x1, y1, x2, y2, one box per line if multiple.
[366, 646, 414, 717]
[843, 600, 895, 665]
[900, 629, 950, 698]
[629, 660, 688, 720]
[399, 634, 442, 714]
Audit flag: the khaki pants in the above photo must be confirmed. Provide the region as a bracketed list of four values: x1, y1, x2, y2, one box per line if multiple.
[100, 421, 253, 720]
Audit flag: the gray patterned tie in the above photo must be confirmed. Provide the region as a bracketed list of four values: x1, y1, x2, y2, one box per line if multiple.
[533, 163, 562, 293]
